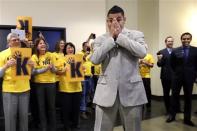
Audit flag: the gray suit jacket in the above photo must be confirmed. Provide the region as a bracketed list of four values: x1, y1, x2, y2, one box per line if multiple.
[90, 28, 148, 107]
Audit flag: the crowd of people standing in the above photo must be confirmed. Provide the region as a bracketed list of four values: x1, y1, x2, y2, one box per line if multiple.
[0, 32, 101, 131]
[0, 5, 197, 131]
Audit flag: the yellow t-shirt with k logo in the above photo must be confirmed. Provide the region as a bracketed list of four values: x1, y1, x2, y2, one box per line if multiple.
[31, 52, 56, 83]
[0, 48, 30, 93]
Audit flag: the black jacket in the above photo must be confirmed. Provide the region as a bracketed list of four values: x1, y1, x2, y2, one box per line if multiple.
[157, 48, 173, 80]
[170, 46, 197, 83]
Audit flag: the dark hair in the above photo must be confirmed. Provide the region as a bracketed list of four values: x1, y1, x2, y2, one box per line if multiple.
[82, 41, 88, 47]
[64, 42, 76, 55]
[21, 41, 28, 48]
[107, 5, 124, 17]
[55, 39, 65, 53]
[33, 37, 47, 57]
[90, 33, 96, 39]
[37, 31, 41, 36]
[181, 32, 192, 40]
[165, 36, 173, 43]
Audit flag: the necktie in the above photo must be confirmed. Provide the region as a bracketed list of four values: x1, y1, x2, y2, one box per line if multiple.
[168, 48, 172, 54]
[183, 47, 189, 61]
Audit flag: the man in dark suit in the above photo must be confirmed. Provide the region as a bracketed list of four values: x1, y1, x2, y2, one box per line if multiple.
[166, 32, 197, 126]
[157, 36, 181, 114]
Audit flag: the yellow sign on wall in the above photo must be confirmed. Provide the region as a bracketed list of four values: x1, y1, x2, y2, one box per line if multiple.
[16, 16, 32, 40]
[64, 54, 84, 82]
[11, 48, 32, 80]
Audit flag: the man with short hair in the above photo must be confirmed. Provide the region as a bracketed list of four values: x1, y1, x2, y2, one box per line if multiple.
[157, 36, 181, 114]
[166, 32, 197, 126]
[90, 5, 147, 131]
[78, 41, 93, 119]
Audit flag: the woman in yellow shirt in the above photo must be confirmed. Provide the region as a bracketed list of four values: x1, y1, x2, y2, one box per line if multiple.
[139, 53, 154, 111]
[53, 40, 66, 109]
[53, 39, 66, 83]
[31, 37, 57, 131]
[57, 42, 82, 131]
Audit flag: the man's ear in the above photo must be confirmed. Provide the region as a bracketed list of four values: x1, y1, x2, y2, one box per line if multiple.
[8, 42, 11, 47]
[124, 17, 126, 22]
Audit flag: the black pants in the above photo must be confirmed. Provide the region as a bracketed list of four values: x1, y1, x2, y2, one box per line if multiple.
[142, 78, 151, 108]
[90, 75, 99, 104]
[170, 77, 194, 121]
[161, 79, 181, 114]
[161, 79, 171, 113]
[35, 83, 56, 131]
[55, 81, 61, 108]
[92, 75, 99, 90]
[29, 82, 39, 127]
[60, 92, 81, 129]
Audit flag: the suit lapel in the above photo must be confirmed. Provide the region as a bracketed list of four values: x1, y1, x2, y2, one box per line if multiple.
[187, 46, 193, 58]
[187, 46, 195, 61]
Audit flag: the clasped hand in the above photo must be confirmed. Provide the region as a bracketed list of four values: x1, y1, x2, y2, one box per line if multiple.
[109, 18, 122, 39]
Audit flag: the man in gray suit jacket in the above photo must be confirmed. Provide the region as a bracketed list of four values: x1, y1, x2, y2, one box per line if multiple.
[90, 5, 148, 131]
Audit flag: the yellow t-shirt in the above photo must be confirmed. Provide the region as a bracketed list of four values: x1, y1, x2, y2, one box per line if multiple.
[139, 54, 154, 78]
[92, 64, 101, 76]
[58, 56, 82, 93]
[83, 60, 93, 76]
[0, 48, 30, 93]
[84, 53, 101, 76]
[31, 52, 56, 83]
[77, 50, 85, 56]
[53, 52, 65, 82]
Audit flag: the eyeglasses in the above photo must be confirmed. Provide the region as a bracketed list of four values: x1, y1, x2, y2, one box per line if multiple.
[11, 38, 20, 42]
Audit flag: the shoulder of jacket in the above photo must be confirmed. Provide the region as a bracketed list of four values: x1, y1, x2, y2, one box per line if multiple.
[159, 48, 166, 52]
[190, 45, 197, 49]
[127, 29, 143, 35]
[176, 46, 182, 50]
[126, 30, 144, 39]
[94, 34, 107, 43]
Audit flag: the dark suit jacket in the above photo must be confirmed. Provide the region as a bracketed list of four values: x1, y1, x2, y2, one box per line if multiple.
[170, 46, 197, 83]
[157, 48, 173, 80]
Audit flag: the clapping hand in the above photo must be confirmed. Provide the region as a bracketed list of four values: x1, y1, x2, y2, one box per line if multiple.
[157, 54, 163, 60]
[27, 59, 35, 68]
[5, 58, 16, 68]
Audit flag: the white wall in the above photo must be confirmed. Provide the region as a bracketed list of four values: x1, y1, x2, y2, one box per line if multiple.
[159, 0, 197, 47]
[0, 1, 2, 23]
[0, 0, 106, 51]
[138, 0, 160, 95]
